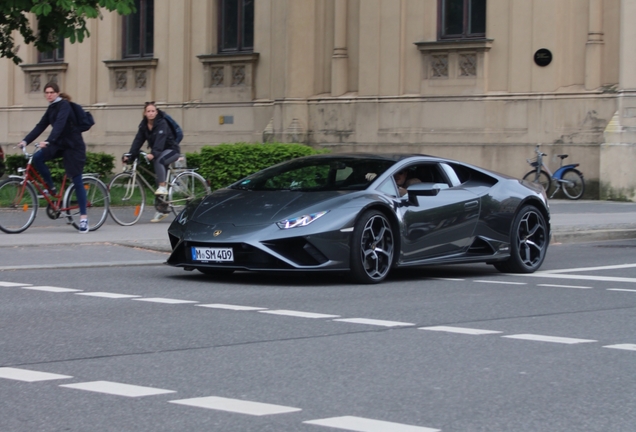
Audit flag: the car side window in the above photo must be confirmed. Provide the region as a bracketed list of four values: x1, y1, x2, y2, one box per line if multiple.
[439, 163, 463, 187]
[378, 178, 400, 197]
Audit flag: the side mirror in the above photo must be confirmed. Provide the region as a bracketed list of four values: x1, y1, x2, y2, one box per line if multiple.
[406, 183, 448, 204]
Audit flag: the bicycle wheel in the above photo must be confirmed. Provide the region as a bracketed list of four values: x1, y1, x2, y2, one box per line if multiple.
[169, 171, 210, 215]
[522, 170, 551, 193]
[108, 172, 146, 226]
[64, 176, 109, 231]
[0, 178, 38, 234]
[560, 169, 585, 200]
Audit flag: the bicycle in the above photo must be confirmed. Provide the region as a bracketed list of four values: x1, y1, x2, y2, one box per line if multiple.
[0, 145, 110, 234]
[108, 151, 210, 226]
[522, 145, 585, 200]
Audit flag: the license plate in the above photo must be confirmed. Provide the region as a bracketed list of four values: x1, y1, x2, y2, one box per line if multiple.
[191, 247, 234, 262]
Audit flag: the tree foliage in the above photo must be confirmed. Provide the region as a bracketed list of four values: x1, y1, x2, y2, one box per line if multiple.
[0, 0, 135, 64]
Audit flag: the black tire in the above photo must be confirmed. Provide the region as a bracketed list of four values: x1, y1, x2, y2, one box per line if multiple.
[64, 176, 110, 231]
[560, 169, 585, 200]
[169, 171, 210, 216]
[0, 178, 38, 234]
[108, 172, 146, 226]
[522, 170, 551, 193]
[494, 205, 548, 273]
[350, 210, 395, 284]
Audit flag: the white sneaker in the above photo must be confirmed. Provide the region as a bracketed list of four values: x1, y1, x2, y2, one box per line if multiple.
[154, 186, 168, 195]
[150, 212, 169, 223]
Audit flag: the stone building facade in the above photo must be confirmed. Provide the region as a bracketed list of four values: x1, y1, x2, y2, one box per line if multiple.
[1, 0, 635, 200]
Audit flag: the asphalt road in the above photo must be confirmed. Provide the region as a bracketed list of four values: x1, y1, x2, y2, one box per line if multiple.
[1, 237, 635, 431]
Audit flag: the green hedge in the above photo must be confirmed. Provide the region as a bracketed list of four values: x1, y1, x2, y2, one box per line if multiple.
[5, 151, 115, 183]
[186, 142, 327, 191]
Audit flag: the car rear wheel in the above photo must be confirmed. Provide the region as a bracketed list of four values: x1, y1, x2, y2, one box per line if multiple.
[350, 210, 395, 284]
[494, 205, 548, 273]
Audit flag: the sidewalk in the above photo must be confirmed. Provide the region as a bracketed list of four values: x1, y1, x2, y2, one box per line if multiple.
[1, 200, 635, 252]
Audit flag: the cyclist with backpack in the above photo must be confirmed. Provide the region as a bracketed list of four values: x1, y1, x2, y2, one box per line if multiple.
[123, 101, 181, 222]
[18, 82, 90, 233]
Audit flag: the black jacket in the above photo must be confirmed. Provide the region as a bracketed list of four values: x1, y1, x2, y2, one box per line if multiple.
[23, 99, 84, 149]
[129, 110, 179, 159]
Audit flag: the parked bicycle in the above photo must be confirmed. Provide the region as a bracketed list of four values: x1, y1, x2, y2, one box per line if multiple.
[0, 145, 109, 234]
[523, 145, 585, 200]
[108, 151, 210, 226]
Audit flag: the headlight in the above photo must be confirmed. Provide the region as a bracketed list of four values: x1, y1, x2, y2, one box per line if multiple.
[277, 211, 329, 229]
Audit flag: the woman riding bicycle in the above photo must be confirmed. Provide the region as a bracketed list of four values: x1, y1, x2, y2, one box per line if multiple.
[18, 82, 89, 233]
[123, 101, 181, 223]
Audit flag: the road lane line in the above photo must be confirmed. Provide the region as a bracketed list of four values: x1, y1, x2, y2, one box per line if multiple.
[75, 292, 142, 299]
[304, 416, 440, 432]
[169, 396, 301, 415]
[537, 283, 592, 289]
[515, 273, 636, 283]
[537, 263, 636, 273]
[0, 260, 165, 271]
[258, 310, 340, 319]
[0, 367, 72, 382]
[333, 318, 415, 327]
[431, 277, 464, 281]
[132, 298, 199, 304]
[419, 326, 502, 335]
[60, 381, 175, 397]
[474, 280, 527, 285]
[502, 334, 597, 344]
[21, 286, 82, 293]
[603, 344, 636, 351]
[197, 304, 267, 311]
[0, 281, 31, 287]
[607, 288, 636, 293]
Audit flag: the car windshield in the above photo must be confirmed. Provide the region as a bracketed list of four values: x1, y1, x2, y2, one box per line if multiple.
[230, 157, 395, 192]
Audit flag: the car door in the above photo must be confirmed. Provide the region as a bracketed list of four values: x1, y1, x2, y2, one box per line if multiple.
[397, 163, 480, 262]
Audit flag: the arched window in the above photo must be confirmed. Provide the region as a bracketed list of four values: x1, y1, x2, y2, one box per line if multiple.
[439, 0, 486, 40]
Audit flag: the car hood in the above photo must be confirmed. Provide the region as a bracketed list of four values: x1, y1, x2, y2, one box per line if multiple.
[191, 188, 354, 226]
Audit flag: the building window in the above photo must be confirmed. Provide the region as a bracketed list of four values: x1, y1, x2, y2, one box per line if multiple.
[439, 0, 486, 40]
[218, 0, 254, 53]
[123, 0, 154, 58]
[39, 36, 64, 63]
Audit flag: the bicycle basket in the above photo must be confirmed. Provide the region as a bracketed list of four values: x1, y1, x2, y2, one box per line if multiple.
[526, 157, 539, 168]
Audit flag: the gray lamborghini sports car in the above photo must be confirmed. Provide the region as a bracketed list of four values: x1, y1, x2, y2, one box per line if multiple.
[167, 153, 550, 284]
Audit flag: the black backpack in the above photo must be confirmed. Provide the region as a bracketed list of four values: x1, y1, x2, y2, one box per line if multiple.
[163, 113, 184, 144]
[70, 102, 95, 132]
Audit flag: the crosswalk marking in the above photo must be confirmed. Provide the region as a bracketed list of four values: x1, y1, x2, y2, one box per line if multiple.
[75, 292, 142, 299]
[603, 344, 636, 351]
[304, 416, 440, 432]
[0, 367, 72, 382]
[21, 286, 82, 293]
[502, 334, 597, 344]
[169, 396, 301, 416]
[333, 318, 414, 327]
[259, 310, 340, 319]
[0, 281, 31, 287]
[60, 381, 176, 397]
[132, 298, 199, 304]
[196, 304, 267, 311]
[419, 326, 502, 335]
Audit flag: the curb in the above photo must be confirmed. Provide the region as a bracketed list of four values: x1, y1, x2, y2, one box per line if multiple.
[550, 228, 636, 245]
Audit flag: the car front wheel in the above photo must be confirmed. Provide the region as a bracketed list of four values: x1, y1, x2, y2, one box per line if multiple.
[494, 205, 548, 273]
[350, 210, 395, 284]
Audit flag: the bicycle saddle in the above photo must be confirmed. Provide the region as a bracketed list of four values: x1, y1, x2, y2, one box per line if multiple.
[557, 154, 568, 159]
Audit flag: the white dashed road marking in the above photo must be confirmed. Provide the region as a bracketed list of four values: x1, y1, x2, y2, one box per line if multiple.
[0, 281, 31, 287]
[132, 298, 199, 304]
[304, 415, 440, 432]
[21, 286, 82, 293]
[603, 344, 636, 351]
[75, 292, 142, 299]
[333, 318, 415, 327]
[502, 334, 597, 344]
[608, 288, 636, 293]
[60, 381, 176, 397]
[0, 367, 72, 382]
[519, 273, 636, 283]
[419, 326, 503, 335]
[169, 396, 301, 416]
[196, 303, 267, 311]
[537, 283, 592, 289]
[474, 280, 527, 285]
[258, 310, 340, 319]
